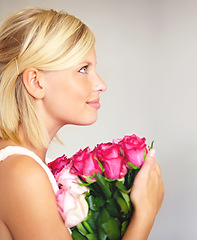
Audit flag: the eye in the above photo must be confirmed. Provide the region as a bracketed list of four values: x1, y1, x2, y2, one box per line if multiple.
[79, 65, 88, 73]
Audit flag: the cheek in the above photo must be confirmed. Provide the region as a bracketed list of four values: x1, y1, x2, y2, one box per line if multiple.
[44, 76, 93, 118]
[69, 80, 92, 103]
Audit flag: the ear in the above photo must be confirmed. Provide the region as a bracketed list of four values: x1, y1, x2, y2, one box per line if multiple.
[22, 68, 45, 99]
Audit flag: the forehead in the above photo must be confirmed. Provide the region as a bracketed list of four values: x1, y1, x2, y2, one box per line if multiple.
[80, 47, 96, 65]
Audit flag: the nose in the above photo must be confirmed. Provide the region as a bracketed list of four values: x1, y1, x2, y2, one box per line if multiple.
[93, 72, 107, 93]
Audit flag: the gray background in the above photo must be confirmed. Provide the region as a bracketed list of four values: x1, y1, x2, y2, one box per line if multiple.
[0, 0, 196, 239]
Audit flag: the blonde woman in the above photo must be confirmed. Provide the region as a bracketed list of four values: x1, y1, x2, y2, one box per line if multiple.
[0, 8, 164, 240]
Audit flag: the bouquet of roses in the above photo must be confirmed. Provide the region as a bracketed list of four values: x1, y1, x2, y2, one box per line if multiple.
[48, 134, 151, 240]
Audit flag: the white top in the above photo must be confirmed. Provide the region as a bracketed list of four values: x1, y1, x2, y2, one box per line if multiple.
[0, 146, 59, 194]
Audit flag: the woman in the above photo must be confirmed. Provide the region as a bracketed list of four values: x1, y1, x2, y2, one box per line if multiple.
[0, 8, 164, 240]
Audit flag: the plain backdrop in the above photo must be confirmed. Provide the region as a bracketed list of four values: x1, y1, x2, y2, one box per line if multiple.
[0, 0, 197, 239]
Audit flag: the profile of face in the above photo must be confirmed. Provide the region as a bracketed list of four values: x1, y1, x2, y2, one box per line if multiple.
[38, 47, 107, 128]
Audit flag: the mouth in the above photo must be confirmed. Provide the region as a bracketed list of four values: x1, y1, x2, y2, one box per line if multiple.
[86, 99, 101, 110]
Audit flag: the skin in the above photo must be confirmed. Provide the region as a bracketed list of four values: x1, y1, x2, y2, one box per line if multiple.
[0, 48, 164, 239]
[123, 149, 164, 240]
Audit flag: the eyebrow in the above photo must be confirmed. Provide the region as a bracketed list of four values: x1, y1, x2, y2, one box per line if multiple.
[79, 61, 97, 66]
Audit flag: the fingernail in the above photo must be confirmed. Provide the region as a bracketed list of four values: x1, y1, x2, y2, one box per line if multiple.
[148, 149, 156, 158]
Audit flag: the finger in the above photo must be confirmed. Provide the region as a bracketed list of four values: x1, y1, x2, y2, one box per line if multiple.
[155, 162, 161, 175]
[147, 148, 156, 159]
[142, 149, 156, 170]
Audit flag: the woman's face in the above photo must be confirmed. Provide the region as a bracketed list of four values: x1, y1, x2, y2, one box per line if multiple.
[41, 48, 107, 129]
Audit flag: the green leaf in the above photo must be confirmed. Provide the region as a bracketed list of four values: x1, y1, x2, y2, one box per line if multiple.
[86, 195, 105, 212]
[87, 195, 99, 211]
[78, 176, 94, 186]
[94, 197, 105, 207]
[120, 191, 132, 215]
[77, 222, 89, 235]
[86, 210, 99, 233]
[101, 218, 121, 240]
[116, 197, 129, 215]
[113, 189, 121, 199]
[86, 233, 98, 240]
[83, 221, 94, 234]
[115, 181, 127, 191]
[98, 226, 108, 240]
[124, 168, 134, 190]
[95, 173, 111, 199]
[150, 140, 154, 149]
[87, 181, 103, 195]
[94, 157, 104, 172]
[106, 199, 120, 217]
[103, 177, 116, 183]
[115, 181, 130, 194]
[121, 220, 129, 236]
[97, 208, 110, 225]
[72, 230, 87, 240]
[127, 162, 140, 170]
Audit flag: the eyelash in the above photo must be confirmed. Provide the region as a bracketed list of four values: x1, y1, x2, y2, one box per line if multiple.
[79, 65, 88, 74]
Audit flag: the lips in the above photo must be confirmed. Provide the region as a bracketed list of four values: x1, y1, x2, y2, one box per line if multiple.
[86, 99, 101, 110]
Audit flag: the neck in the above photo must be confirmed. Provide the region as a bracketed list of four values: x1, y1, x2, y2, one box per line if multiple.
[0, 122, 63, 163]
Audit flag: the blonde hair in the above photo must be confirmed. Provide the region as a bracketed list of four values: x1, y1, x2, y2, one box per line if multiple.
[0, 8, 95, 148]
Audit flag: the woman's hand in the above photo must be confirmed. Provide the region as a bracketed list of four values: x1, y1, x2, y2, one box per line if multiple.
[130, 149, 164, 217]
[122, 149, 164, 240]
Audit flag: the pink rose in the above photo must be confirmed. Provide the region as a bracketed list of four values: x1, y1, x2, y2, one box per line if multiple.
[56, 188, 88, 228]
[70, 147, 102, 179]
[118, 135, 147, 167]
[56, 166, 88, 194]
[96, 143, 127, 179]
[48, 154, 70, 175]
[69, 147, 90, 176]
[82, 150, 103, 177]
[56, 166, 89, 228]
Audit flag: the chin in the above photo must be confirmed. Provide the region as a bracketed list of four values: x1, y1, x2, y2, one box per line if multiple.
[78, 115, 98, 126]
[81, 119, 97, 126]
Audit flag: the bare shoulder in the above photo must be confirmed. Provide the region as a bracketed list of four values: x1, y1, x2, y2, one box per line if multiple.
[0, 155, 71, 240]
[0, 154, 51, 197]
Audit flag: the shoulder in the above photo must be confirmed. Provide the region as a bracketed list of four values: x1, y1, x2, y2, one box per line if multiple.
[0, 154, 54, 210]
[0, 154, 49, 189]
[0, 155, 70, 239]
